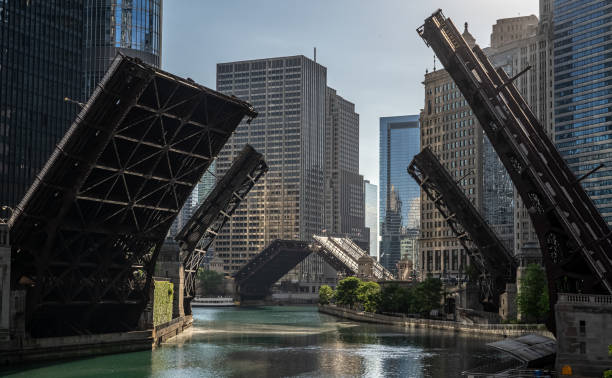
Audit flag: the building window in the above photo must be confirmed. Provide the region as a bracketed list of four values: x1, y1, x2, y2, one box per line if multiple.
[579, 320, 586, 336]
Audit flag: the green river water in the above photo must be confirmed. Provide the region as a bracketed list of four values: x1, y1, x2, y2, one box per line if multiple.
[2, 306, 505, 377]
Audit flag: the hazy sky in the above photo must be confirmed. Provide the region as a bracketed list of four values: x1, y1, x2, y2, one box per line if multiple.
[162, 0, 539, 186]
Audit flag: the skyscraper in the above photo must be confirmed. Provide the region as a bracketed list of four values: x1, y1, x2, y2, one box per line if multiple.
[83, 0, 162, 98]
[364, 180, 378, 259]
[379, 115, 420, 275]
[0, 2, 84, 209]
[215, 55, 326, 273]
[419, 24, 482, 280]
[553, 0, 612, 225]
[324, 87, 367, 249]
[485, 7, 553, 255]
[197, 161, 216, 204]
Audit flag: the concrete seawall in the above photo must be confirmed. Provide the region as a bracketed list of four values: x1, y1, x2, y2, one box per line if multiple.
[0, 315, 193, 366]
[319, 305, 554, 338]
[153, 315, 193, 346]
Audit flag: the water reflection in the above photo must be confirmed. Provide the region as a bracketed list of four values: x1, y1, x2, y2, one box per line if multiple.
[4, 306, 503, 377]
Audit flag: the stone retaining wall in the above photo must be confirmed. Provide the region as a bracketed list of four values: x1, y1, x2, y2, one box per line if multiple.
[0, 330, 154, 365]
[319, 305, 553, 338]
[0, 314, 193, 366]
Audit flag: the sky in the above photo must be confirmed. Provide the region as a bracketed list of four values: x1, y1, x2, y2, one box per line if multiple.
[162, 0, 539, 186]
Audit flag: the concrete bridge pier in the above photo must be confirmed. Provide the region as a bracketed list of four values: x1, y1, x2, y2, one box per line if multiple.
[157, 240, 185, 318]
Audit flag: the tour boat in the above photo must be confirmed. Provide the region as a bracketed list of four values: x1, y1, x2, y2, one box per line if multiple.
[191, 297, 237, 307]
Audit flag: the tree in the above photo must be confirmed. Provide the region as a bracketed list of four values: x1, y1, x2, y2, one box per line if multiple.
[197, 268, 224, 296]
[378, 284, 411, 314]
[357, 281, 381, 312]
[319, 285, 333, 305]
[517, 263, 549, 323]
[334, 276, 362, 308]
[410, 277, 443, 315]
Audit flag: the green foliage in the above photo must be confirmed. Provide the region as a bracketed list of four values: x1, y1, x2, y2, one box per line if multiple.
[329, 276, 442, 316]
[197, 268, 224, 296]
[604, 370, 612, 378]
[378, 284, 412, 313]
[517, 264, 549, 323]
[609, 344, 612, 356]
[356, 281, 381, 312]
[153, 280, 173, 326]
[318, 285, 333, 305]
[377, 278, 443, 315]
[415, 277, 443, 315]
[334, 277, 362, 308]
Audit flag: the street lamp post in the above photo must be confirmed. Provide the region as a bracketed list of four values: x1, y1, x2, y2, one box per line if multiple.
[0, 206, 13, 224]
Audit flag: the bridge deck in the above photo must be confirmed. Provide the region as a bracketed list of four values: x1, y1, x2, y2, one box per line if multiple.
[234, 240, 312, 300]
[409, 147, 516, 309]
[176, 144, 267, 301]
[419, 10, 612, 331]
[8, 55, 255, 337]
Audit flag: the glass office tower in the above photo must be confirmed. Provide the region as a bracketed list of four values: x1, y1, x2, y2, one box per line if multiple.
[0, 1, 84, 209]
[554, 0, 612, 224]
[83, 0, 162, 98]
[379, 115, 420, 274]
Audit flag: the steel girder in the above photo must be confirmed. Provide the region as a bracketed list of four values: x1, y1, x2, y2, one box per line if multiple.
[8, 55, 256, 337]
[418, 10, 612, 331]
[175, 144, 268, 304]
[312, 235, 394, 280]
[233, 236, 394, 300]
[233, 239, 312, 300]
[408, 147, 517, 310]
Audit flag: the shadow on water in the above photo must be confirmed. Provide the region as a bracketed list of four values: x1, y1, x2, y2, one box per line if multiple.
[1, 306, 505, 377]
[0, 349, 153, 378]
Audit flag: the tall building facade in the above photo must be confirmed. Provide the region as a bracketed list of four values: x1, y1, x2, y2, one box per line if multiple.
[83, 0, 162, 98]
[197, 160, 216, 204]
[324, 87, 367, 248]
[379, 115, 420, 275]
[553, 0, 612, 225]
[485, 6, 554, 255]
[364, 180, 378, 259]
[214, 55, 326, 273]
[418, 23, 483, 280]
[0, 2, 84, 209]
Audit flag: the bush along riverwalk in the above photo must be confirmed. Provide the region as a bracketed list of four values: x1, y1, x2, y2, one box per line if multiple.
[318, 277, 552, 338]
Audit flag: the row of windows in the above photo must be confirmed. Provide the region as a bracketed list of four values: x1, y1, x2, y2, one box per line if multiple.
[555, 25, 612, 51]
[556, 61, 612, 83]
[556, 87, 612, 107]
[555, 51, 612, 75]
[556, 96, 612, 116]
[218, 58, 302, 73]
[555, 34, 611, 59]
[554, 15, 612, 43]
[555, 104, 612, 123]
[554, 6, 605, 32]
[554, 1, 608, 23]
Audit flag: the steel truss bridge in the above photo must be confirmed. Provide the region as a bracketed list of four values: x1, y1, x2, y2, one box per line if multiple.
[312, 235, 394, 281]
[234, 235, 393, 300]
[8, 55, 256, 337]
[418, 10, 612, 332]
[408, 147, 517, 311]
[175, 144, 267, 312]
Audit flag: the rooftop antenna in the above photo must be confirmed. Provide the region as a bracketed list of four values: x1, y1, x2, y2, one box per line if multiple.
[433, 55, 437, 71]
[314, 47, 317, 63]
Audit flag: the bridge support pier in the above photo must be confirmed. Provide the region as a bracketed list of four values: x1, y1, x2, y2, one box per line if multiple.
[157, 241, 185, 318]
